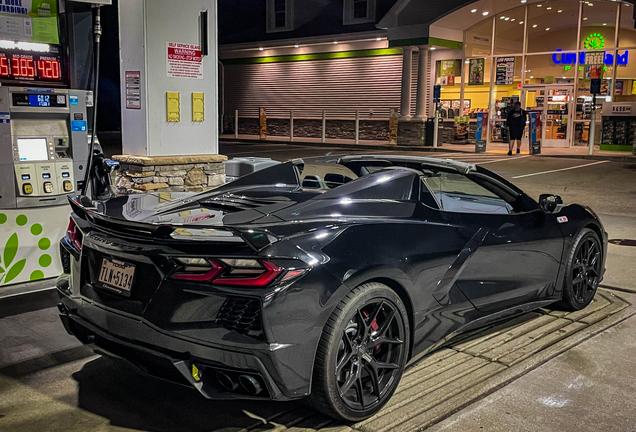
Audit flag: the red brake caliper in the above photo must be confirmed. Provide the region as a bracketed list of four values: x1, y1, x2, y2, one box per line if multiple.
[363, 310, 381, 352]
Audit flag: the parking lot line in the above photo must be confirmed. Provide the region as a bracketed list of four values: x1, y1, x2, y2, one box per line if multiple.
[477, 155, 532, 164]
[511, 160, 610, 178]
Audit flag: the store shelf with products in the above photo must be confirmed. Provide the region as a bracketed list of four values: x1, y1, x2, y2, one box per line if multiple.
[576, 96, 593, 120]
[490, 96, 519, 143]
[439, 99, 471, 119]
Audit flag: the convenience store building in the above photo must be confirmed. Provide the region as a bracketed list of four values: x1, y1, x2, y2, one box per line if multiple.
[220, 0, 636, 148]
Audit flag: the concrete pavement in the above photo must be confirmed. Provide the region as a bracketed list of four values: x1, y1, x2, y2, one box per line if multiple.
[1, 144, 636, 431]
[426, 295, 636, 432]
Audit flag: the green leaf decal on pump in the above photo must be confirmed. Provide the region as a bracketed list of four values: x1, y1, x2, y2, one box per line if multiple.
[5, 259, 26, 284]
[4, 233, 18, 268]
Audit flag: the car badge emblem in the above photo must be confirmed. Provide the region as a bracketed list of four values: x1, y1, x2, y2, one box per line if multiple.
[557, 216, 568, 223]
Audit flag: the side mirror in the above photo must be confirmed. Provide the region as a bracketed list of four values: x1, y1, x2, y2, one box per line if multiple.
[539, 194, 564, 214]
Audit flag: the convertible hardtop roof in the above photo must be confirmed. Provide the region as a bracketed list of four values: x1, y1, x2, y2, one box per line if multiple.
[337, 154, 477, 174]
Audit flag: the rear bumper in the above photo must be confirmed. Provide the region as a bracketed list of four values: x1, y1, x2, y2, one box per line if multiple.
[57, 289, 310, 401]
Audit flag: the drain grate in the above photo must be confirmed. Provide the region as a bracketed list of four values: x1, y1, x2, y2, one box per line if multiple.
[609, 239, 636, 247]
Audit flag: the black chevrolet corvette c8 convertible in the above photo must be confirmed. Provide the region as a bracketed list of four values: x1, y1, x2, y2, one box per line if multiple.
[57, 155, 607, 421]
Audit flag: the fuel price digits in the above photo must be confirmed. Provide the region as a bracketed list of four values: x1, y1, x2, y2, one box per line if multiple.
[0, 54, 61, 80]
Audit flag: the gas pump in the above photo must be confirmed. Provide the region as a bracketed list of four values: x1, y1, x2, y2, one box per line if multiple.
[0, 1, 110, 288]
[0, 87, 90, 209]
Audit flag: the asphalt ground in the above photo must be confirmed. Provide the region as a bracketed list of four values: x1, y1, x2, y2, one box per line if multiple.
[1, 141, 635, 431]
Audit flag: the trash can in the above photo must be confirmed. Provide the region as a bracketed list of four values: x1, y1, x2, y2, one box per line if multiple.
[225, 157, 281, 182]
[424, 119, 435, 146]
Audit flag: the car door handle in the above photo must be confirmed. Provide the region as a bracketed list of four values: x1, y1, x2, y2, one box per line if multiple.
[493, 222, 519, 238]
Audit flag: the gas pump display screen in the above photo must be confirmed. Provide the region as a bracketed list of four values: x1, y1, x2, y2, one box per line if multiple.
[29, 95, 51, 107]
[13, 93, 67, 108]
[17, 138, 49, 161]
[0, 53, 62, 83]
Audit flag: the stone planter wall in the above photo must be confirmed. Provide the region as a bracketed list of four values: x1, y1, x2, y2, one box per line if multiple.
[439, 121, 477, 144]
[237, 118, 390, 141]
[112, 155, 227, 195]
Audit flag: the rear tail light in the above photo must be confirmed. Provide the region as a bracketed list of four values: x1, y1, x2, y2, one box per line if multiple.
[65, 218, 83, 251]
[170, 258, 307, 287]
[171, 259, 223, 282]
[214, 260, 282, 286]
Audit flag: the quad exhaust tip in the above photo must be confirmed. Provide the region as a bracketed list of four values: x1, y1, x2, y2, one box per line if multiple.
[216, 370, 238, 391]
[239, 374, 263, 395]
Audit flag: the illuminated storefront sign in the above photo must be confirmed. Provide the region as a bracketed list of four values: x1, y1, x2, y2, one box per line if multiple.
[584, 33, 605, 50]
[552, 50, 629, 66]
[553, 32, 628, 66]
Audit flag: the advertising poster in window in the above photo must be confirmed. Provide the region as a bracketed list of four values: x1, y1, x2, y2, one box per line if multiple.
[440, 60, 459, 86]
[616, 80, 624, 96]
[586, 51, 604, 80]
[495, 57, 515, 85]
[0, 1, 59, 44]
[468, 58, 484, 85]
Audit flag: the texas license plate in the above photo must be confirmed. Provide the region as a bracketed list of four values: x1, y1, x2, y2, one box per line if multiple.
[98, 257, 136, 296]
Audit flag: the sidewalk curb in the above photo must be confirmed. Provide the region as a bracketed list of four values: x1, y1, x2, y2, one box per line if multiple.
[219, 137, 466, 153]
[220, 137, 636, 162]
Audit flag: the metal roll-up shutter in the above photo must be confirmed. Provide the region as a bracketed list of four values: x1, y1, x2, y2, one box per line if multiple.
[224, 54, 404, 120]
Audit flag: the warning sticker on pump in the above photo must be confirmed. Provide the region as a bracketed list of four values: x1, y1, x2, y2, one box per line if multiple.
[166, 42, 203, 80]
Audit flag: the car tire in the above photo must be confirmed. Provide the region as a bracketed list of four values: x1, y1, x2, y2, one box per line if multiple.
[556, 228, 602, 311]
[309, 282, 410, 422]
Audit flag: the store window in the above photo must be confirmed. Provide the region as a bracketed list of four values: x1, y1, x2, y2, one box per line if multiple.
[275, 0, 286, 27]
[525, 53, 576, 85]
[464, 57, 492, 117]
[494, 7, 525, 55]
[344, 0, 376, 24]
[437, 59, 464, 118]
[580, 1, 617, 50]
[619, 3, 636, 48]
[490, 56, 522, 143]
[614, 49, 636, 102]
[267, 0, 294, 32]
[526, 1, 579, 53]
[465, 19, 493, 58]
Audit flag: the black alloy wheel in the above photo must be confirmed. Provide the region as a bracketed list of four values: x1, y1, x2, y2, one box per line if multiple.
[558, 228, 602, 311]
[309, 283, 409, 421]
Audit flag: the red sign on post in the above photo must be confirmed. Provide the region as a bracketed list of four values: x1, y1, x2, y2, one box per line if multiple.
[166, 42, 203, 80]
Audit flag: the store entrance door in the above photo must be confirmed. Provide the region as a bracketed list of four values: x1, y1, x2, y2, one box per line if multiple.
[522, 85, 574, 147]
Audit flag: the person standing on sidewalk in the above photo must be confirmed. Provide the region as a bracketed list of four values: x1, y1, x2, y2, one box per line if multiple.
[506, 101, 527, 155]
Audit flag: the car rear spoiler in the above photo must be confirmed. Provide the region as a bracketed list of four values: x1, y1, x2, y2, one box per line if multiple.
[67, 195, 278, 251]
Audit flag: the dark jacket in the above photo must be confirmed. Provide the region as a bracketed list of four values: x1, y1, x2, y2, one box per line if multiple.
[506, 108, 527, 132]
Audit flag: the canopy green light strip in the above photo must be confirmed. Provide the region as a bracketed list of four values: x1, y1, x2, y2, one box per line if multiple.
[221, 48, 403, 65]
